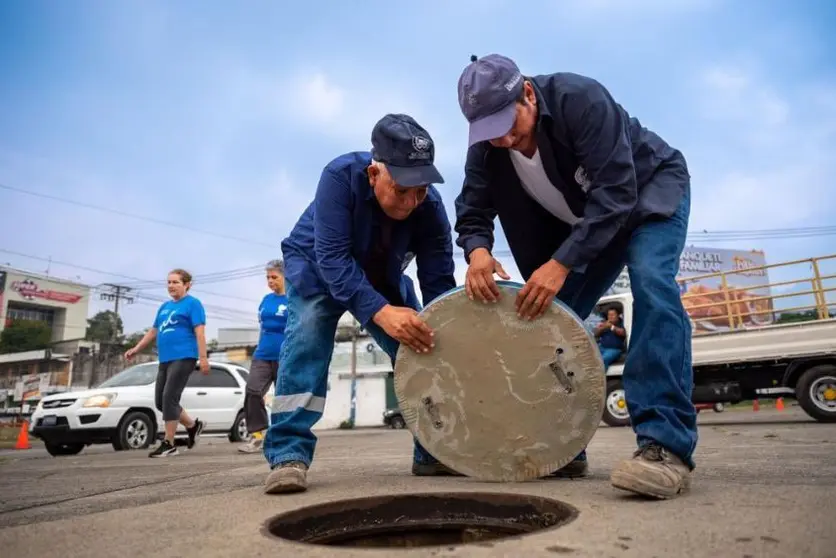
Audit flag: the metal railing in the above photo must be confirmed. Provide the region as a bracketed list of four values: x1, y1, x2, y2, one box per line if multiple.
[677, 253, 836, 335]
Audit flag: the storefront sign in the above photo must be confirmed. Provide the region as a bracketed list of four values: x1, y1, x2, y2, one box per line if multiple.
[10, 278, 83, 304]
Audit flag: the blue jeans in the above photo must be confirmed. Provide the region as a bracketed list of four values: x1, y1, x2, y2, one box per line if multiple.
[599, 347, 623, 369]
[262, 282, 438, 469]
[558, 177, 698, 469]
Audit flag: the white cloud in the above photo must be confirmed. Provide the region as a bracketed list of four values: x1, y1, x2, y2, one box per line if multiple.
[573, 0, 715, 10]
[688, 64, 836, 236]
[557, 0, 718, 20]
[304, 73, 345, 125]
[698, 66, 791, 141]
[275, 71, 466, 173]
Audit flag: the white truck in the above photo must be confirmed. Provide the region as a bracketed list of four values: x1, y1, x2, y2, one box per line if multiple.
[591, 253, 836, 427]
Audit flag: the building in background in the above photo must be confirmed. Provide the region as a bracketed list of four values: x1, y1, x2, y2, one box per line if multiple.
[0, 266, 91, 342]
[0, 267, 94, 413]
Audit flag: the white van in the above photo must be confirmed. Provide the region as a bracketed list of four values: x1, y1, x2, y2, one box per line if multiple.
[29, 360, 261, 456]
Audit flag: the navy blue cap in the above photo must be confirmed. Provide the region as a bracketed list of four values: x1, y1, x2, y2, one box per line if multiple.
[370, 113, 444, 187]
[457, 54, 525, 146]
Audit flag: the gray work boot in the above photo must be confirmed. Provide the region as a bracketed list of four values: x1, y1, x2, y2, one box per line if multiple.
[264, 461, 308, 494]
[238, 436, 263, 454]
[610, 443, 692, 499]
[412, 461, 465, 476]
[546, 457, 589, 479]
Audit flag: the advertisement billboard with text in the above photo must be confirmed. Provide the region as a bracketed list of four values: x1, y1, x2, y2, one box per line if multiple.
[602, 248, 774, 333]
[678, 248, 773, 332]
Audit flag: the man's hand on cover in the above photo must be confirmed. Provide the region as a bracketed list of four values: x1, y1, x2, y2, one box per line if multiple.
[465, 247, 511, 303]
[516, 259, 570, 320]
[373, 304, 435, 353]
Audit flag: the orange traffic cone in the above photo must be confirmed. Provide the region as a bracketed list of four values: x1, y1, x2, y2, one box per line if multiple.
[15, 421, 31, 450]
[776, 398, 785, 411]
[752, 399, 760, 412]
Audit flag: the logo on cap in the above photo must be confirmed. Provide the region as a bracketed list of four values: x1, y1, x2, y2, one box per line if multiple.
[504, 72, 522, 92]
[412, 136, 430, 151]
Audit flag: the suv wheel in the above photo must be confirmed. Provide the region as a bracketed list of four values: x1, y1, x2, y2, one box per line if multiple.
[45, 442, 84, 457]
[229, 411, 249, 442]
[114, 411, 154, 451]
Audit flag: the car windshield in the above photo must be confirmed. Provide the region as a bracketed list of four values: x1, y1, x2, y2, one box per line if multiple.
[97, 362, 158, 388]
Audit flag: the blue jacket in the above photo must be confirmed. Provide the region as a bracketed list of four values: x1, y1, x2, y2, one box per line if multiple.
[454, 71, 690, 278]
[281, 151, 457, 326]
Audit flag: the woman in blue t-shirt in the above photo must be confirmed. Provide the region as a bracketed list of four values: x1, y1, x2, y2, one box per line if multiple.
[125, 268, 209, 458]
[238, 260, 288, 454]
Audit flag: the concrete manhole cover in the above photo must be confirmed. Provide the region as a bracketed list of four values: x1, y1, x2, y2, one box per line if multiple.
[262, 492, 578, 548]
[394, 281, 606, 482]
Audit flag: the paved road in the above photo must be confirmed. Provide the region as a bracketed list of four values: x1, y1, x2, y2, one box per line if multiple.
[1, 408, 834, 557]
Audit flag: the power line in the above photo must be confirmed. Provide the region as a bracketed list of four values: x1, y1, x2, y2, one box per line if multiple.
[0, 255, 262, 325]
[0, 182, 278, 249]
[117, 266, 266, 290]
[5, 181, 836, 245]
[0, 249, 263, 303]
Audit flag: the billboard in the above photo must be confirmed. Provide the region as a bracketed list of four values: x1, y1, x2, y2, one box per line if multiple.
[603, 248, 774, 333]
[678, 248, 774, 333]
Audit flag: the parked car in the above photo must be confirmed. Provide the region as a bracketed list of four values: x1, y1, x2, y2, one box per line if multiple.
[29, 360, 262, 456]
[382, 408, 406, 429]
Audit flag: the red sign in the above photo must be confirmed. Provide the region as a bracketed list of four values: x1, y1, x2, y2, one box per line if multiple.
[10, 279, 83, 304]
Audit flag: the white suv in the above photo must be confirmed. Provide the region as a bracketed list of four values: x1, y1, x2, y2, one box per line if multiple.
[29, 360, 259, 456]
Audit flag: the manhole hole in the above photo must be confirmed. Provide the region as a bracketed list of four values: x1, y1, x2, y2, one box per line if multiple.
[263, 492, 578, 549]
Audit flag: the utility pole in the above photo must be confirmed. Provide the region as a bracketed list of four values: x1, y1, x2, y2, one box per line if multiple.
[99, 284, 135, 382]
[100, 283, 135, 321]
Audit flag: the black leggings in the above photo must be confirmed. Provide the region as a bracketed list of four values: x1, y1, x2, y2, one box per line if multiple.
[155, 358, 196, 421]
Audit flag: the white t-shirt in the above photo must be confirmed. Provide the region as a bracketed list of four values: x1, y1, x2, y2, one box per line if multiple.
[508, 148, 582, 225]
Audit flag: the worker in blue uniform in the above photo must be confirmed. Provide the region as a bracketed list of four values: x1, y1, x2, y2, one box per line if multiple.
[262, 113, 459, 494]
[454, 53, 698, 499]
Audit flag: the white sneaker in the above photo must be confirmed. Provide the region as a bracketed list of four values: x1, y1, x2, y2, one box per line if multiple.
[238, 437, 264, 454]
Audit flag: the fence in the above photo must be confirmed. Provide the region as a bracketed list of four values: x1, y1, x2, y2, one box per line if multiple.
[679, 253, 836, 334]
[69, 346, 156, 389]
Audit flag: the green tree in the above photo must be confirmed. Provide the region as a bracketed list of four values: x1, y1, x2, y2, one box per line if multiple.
[86, 310, 124, 342]
[0, 320, 52, 354]
[123, 328, 154, 354]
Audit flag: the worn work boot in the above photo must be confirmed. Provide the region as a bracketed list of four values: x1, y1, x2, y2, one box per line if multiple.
[412, 461, 465, 476]
[264, 461, 308, 494]
[238, 434, 263, 454]
[546, 457, 589, 479]
[610, 443, 692, 499]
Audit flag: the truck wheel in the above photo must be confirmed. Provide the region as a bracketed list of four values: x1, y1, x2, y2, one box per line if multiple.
[115, 411, 154, 450]
[795, 364, 836, 423]
[45, 442, 84, 456]
[390, 415, 406, 429]
[602, 379, 631, 427]
[713, 402, 725, 413]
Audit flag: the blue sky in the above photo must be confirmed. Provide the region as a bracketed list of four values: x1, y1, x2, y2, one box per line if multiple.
[1, 0, 835, 339]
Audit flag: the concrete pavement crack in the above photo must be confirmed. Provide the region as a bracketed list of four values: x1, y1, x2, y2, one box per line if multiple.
[0, 468, 226, 515]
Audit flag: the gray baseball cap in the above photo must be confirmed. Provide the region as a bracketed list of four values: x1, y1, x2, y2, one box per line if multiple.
[370, 113, 445, 186]
[457, 54, 525, 146]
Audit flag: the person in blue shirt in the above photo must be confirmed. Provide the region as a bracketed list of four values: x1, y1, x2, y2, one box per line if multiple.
[238, 259, 288, 454]
[125, 268, 209, 458]
[594, 307, 627, 368]
[262, 113, 457, 494]
[454, 54, 698, 499]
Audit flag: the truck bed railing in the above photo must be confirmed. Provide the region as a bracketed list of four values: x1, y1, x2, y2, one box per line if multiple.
[676, 253, 836, 335]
